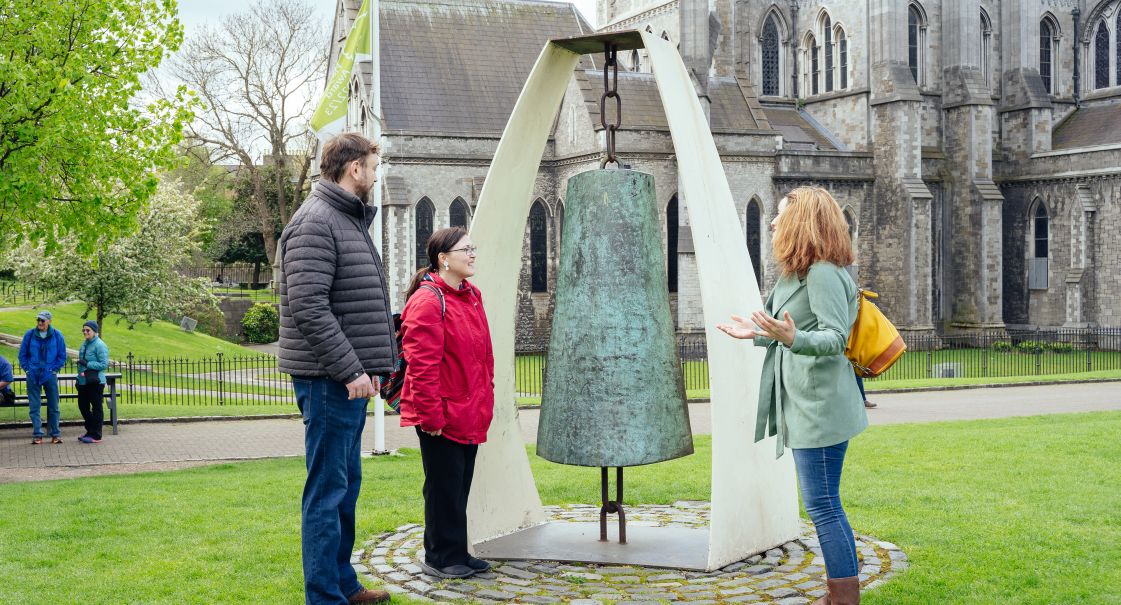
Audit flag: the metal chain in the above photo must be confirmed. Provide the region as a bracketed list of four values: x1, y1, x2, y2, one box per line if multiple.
[599, 42, 621, 168]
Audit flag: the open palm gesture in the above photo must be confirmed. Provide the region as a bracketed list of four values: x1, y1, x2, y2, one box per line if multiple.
[716, 314, 759, 340]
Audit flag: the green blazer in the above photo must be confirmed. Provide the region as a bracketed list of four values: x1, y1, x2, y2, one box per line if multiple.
[754, 261, 867, 457]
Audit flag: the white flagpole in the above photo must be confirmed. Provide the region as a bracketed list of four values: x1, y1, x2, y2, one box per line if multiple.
[368, 0, 389, 455]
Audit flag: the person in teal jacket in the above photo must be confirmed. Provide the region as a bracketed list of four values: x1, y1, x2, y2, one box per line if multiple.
[76, 321, 110, 443]
[718, 187, 868, 605]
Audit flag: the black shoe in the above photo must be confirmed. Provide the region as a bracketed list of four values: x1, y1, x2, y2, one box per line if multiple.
[466, 556, 491, 572]
[418, 560, 475, 579]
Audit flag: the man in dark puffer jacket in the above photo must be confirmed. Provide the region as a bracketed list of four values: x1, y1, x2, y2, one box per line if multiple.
[279, 133, 395, 605]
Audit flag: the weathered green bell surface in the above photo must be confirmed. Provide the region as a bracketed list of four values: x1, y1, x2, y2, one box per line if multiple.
[536, 168, 693, 468]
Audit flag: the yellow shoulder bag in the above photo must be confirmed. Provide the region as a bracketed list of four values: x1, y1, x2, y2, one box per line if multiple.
[845, 290, 906, 378]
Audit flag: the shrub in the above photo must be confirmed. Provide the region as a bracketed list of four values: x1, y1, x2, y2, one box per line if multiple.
[1016, 340, 1047, 354]
[992, 341, 1014, 352]
[1046, 341, 1074, 353]
[241, 303, 279, 344]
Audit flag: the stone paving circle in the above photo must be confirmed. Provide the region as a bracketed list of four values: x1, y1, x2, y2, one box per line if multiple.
[354, 502, 907, 604]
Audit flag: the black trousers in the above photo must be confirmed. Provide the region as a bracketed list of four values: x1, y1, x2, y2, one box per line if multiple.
[416, 428, 478, 567]
[77, 382, 104, 440]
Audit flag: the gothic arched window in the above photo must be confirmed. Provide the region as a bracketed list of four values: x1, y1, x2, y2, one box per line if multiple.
[981, 10, 993, 89]
[908, 4, 924, 85]
[1096, 21, 1109, 89]
[450, 197, 469, 229]
[529, 200, 548, 292]
[1033, 203, 1049, 259]
[667, 196, 679, 292]
[808, 34, 820, 95]
[745, 199, 763, 287]
[837, 27, 848, 89]
[414, 198, 435, 270]
[556, 201, 565, 244]
[824, 16, 834, 93]
[761, 16, 781, 96]
[631, 49, 641, 72]
[1116, 11, 1121, 85]
[1040, 18, 1054, 94]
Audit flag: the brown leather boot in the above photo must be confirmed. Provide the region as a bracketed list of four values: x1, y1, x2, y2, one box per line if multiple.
[826, 576, 861, 605]
[348, 587, 390, 604]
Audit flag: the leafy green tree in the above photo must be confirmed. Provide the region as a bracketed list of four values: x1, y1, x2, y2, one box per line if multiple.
[16, 182, 218, 335]
[0, 0, 194, 251]
[172, 0, 324, 266]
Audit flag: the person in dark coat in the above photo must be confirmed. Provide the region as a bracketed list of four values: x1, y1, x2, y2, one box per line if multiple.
[399, 227, 495, 579]
[278, 133, 395, 605]
[18, 310, 67, 444]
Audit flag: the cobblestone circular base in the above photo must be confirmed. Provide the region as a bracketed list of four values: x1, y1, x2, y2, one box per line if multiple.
[355, 502, 907, 604]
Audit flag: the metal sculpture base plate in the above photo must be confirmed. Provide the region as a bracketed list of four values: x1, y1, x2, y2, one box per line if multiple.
[473, 521, 710, 570]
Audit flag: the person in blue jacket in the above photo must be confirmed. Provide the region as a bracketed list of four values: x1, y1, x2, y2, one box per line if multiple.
[18, 310, 67, 444]
[0, 355, 15, 405]
[76, 321, 110, 443]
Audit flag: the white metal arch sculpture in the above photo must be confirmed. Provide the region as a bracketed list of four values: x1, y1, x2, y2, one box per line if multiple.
[465, 31, 799, 571]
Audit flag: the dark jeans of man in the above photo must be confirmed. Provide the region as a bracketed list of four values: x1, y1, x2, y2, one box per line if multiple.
[77, 382, 105, 440]
[415, 428, 478, 568]
[855, 374, 867, 400]
[293, 377, 368, 605]
[792, 441, 859, 579]
[27, 375, 60, 438]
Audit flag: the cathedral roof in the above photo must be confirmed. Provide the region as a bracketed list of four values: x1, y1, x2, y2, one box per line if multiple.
[361, 0, 594, 135]
[1052, 102, 1121, 150]
[576, 70, 770, 134]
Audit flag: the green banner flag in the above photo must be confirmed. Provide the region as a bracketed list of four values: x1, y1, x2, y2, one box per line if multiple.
[310, 0, 371, 140]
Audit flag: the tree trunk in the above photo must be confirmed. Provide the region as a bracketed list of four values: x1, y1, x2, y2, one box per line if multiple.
[253, 261, 261, 285]
[96, 307, 106, 339]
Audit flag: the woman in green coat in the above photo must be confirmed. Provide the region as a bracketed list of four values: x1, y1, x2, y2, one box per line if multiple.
[718, 187, 868, 605]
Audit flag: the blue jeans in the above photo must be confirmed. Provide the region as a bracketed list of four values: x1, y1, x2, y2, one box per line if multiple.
[855, 374, 867, 401]
[27, 374, 60, 438]
[293, 377, 368, 605]
[792, 441, 859, 579]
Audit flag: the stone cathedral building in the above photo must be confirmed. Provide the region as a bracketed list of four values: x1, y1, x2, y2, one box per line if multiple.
[326, 0, 1121, 348]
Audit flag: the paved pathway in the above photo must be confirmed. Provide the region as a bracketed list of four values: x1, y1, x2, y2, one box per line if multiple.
[1, 382, 1118, 482]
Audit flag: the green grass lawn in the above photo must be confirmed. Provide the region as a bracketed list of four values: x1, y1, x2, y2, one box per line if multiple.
[0, 302, 262, 359]
[1, 411, 1119, 604]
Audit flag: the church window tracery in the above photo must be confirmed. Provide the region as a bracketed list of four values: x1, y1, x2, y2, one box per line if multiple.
[981, 9, 992, 89]
[824, 15, 834, 93]
[415, 198, 435, 270]
[809, 34, 820, 95]
[529, 200, 548, 292]
[838, 27, 848, 90]
[1095, 21, 1109, 89]
[450, 197, 470, 229]
[908, 4, 926, 85]
[762, 16, 781, 96]
[667, 196, 679, 293]
[746, 199, 763, 287]
[1040, 19, 1054, 94]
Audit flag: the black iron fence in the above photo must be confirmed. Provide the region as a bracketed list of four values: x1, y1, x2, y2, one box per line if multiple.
[2, 328, 1118, 412]
[0, 281, 48, 305]
[9, 353, 290, 407]
[512, 328, 1121, 400]
[178, 264, 269, 286]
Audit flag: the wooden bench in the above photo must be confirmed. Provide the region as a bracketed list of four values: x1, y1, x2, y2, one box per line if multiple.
[1, 373, 122, 435]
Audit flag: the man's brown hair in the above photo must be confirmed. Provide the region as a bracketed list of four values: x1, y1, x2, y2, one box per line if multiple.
[319, 133, 381, 183]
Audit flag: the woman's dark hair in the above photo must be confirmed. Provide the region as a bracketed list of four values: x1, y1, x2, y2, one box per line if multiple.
[320, 133, 381, 183]
[404, 227, 469, 300]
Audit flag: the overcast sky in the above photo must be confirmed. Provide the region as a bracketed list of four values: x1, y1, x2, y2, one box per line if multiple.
[177, 0, 599, 37]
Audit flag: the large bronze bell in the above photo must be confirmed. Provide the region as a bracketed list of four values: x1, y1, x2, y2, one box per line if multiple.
[537, 168, 694, 542]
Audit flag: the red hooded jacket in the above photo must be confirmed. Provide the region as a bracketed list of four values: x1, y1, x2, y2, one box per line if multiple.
[398, 273, 495, 444]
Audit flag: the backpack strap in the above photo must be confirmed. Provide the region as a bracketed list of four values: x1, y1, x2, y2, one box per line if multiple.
[417, 284, 445, 318]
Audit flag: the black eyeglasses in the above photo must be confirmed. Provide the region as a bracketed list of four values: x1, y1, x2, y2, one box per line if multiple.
[449, 245, 478, 255]
[36, 319, 47, 323]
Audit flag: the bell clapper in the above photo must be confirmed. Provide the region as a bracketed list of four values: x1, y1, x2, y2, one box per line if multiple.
[599, 466, 627, 544]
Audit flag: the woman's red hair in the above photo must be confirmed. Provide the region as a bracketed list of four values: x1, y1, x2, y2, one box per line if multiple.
[772, 187, 853, 277]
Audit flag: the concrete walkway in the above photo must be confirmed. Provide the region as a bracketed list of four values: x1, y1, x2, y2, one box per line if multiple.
[1, 382, 1118, 483]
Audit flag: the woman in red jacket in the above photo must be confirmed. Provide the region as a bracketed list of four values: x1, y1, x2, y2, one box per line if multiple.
[399, 226, 495, 579]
